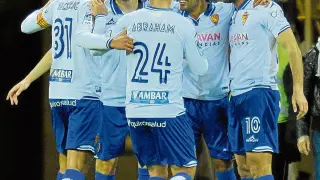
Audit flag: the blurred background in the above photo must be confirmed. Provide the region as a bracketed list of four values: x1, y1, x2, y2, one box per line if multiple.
[1, 0, 319, 179]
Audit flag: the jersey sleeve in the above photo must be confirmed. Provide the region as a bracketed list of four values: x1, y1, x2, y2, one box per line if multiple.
[261, 2, 290, 38]
[93, 14, 109, 34]
[109, 14, 129, 38]
[21, 0, 56, 34]
[180, 20, 208, 76]
[89, 14, 111, 56]
[75, 2, 111, 50]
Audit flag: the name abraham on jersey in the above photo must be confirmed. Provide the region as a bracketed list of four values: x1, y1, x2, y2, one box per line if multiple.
[132, 22, 175, 34]
[130, 90, 169, 104]
[50, 69, 73, 83]
[229, 33, 249, 48]
[57, 1, 80, 11]
[197, 33, 221, 47]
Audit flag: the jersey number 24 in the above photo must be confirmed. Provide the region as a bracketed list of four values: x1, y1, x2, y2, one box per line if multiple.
[132, 42, 171, 84]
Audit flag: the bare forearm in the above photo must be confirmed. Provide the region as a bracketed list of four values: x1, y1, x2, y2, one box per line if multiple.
[24, 49, 52, 83]
[288, 44, 304, 90]
[277, 29, 304, 91]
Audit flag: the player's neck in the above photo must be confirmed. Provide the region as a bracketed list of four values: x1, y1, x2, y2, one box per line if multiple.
[234, 0, 246, 8]
[149, 0, 171, 9]
[190, 0, 207, 20]
[116, 0, 139, 13]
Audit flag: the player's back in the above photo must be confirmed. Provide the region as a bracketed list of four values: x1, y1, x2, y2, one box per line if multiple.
[124, 7, 197, 118]
[48, 0, 100, 100]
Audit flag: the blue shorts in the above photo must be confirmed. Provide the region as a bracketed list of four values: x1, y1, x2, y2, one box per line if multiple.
[228, 88, 280, 154]
[50, 98, 103, 154]
[184, 97, 233, 160]
[95, 106, 129, 160]
[128, 114, 197, 167]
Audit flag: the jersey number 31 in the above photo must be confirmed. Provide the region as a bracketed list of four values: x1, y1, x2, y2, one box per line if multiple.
[53, 18, 73, 59]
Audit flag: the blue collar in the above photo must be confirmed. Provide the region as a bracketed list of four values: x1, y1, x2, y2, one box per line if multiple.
[110, 0, 144, 15]
[145, 5, 172, 11]
[204, 3, 215, 16]
[181, 3, 216, 26]
[236, 0, 251, 10]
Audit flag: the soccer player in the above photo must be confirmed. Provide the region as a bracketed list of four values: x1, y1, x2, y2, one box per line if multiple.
[228, 0, 308, 180]
[76, 0, 149, 179]
[8, 0, 133, 179]
[89, 0, 208, 179]
[179, 0, 269, 179]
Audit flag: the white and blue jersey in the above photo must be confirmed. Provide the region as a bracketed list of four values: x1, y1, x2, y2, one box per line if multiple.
[96, 0, 145, 107]
[229, 0, 290, 96]
[182, 2, 233, 100]
[109, 6, 208, 118]
[20, 0, 104, 154]
[28, 0, 102, 100]
[228, 0, 289, 153]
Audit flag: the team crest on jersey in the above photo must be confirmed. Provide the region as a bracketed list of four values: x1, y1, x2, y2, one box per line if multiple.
[210, 14, 219, 25]
[242, 12, 249, 25]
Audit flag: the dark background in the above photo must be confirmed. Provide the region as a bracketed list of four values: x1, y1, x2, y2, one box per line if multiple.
[1, 0, 43, 179]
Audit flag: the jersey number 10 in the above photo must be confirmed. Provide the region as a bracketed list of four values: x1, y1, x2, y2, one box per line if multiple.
[53, 18, 73, 59]
[132, 42, 171, 84]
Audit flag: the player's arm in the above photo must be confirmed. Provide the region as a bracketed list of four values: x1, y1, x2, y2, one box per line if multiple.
[75, 2, 111, 49]
[277, 28, 308, 120]
[262, 4, 308, 120]
[181, 21, 208, 76]
[75, 1, 133, 54]
[88, 1, 112, 56]
[6, 49, 52, 105]
[21, 0, 55, 34]
[296, 47, 318, 155]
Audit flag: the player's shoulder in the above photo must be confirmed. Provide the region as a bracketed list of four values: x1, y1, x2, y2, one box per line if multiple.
[213, 2, 234, 17]
[214, 1, 234, 11]
[174, 11, 194, 25]
[253, 1, 285, 20]
[254, 1, 283, 12]
[175, 14, 195, 32]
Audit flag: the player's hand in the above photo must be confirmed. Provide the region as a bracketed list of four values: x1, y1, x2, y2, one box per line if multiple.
[6, 80, 31, 105]
[90, 0, 108, 17]
[110, 30, 134, 52]
[253, 0, 271, 7]
[292, 88, 308, 120]
[297, 136, 311, 155]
